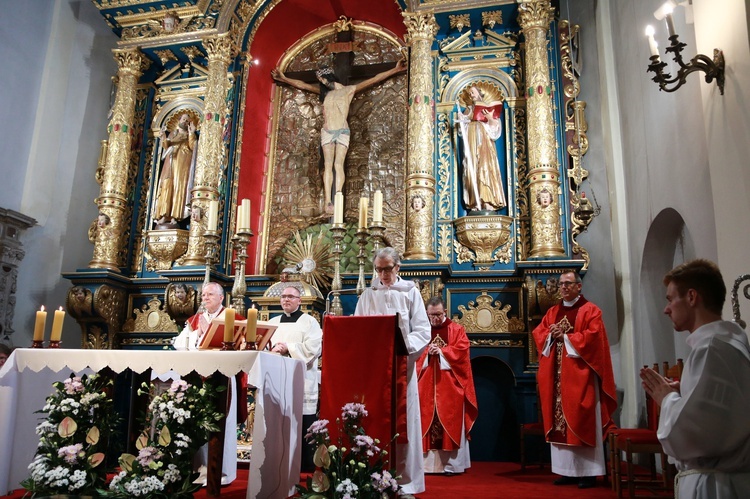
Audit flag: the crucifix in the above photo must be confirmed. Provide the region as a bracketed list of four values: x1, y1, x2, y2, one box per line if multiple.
[271, 22, 406, 212]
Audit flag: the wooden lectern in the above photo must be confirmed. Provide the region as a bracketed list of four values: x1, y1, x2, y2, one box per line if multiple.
[320, 315, 408, 463]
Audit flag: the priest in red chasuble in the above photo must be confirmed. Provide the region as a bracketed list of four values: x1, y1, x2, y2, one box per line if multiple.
[171, 281, 245, 485]
[532, 270, 617, 489]
[417, 296, 478, 475]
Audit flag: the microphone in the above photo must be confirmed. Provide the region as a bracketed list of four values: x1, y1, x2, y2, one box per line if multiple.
[325, 288, 361, 316]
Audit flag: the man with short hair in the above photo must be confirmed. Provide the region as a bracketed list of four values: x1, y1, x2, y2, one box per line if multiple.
[173, 281, 226, 350]
[417, 296, 477, 475]
[355, 247, 431, 497]
[532, 270, 617, 489]
[268, 285, 322, 472]
[640, 259, 750, 499]
[171, 282, 240, 485]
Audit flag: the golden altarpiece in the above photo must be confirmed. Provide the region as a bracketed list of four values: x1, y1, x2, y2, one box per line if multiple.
[63, 0, 597, 461]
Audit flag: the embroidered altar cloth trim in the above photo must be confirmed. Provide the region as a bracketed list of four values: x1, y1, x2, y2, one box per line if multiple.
[10, 348, 263, 378]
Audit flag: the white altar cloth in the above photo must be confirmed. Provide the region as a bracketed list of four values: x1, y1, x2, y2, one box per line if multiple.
[0, 348, 305, 499]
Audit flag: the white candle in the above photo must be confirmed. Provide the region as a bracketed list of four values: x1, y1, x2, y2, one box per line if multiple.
[358, 197, 369, 229]
[645, 26, 660, 59]
[333, 192, 344, 224]
[50, 307, 65, 342]
[664, 4, 676, 38]
[224, 308, 235, 343]
[241, 199, 251, 231]
[207, 200, 218, 231]
[246, 306, 258, 344]
[33, 306, 47, 343]
[373, 190, 383, 224]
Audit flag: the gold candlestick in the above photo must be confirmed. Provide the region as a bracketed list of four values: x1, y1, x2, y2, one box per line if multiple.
[369, 222, 386, 281]
[202, 230, 221, 287]
[355, 227, 369, 296]
[231, 229, 253, 317]
[329, 224, 346, 316]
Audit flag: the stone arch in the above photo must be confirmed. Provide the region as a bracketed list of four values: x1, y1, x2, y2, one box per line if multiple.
[637, 208, 695, 376]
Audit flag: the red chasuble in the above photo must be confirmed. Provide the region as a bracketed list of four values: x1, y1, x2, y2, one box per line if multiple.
[532, 297, 617, 447]
[416, 319, 478, 451]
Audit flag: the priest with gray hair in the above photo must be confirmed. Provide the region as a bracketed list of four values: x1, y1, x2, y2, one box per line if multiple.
[354, 247, 430, 497]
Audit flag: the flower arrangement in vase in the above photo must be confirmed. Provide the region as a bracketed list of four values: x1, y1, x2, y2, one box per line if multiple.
[297, 402, 400, 499]
[21, 373, 120, 497]
[105, 378, 224, 498]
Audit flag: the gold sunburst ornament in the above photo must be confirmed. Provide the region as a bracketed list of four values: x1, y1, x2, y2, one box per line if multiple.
[280, 231, 333, 293]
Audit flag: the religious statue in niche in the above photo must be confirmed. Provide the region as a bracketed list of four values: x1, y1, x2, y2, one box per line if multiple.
[271, 60, 406, 213]
[153, 112, 198, 228]
[456, 84, 506, 213]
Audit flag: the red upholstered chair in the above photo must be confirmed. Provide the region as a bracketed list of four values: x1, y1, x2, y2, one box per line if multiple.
[609, 362, 680, 499]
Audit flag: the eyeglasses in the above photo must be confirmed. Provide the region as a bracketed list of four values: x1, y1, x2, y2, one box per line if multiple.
[374, 266, 396, 274]
[280, 294, 300, 299]
[427, 313, 445, 318]
[558, 281, 579, 287]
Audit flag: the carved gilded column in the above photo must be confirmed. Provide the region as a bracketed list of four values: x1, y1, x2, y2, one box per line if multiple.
[403, 11, 438, 260]
[518, 1, 565, 257]
[182, 33, 235, 265]
[89, 48, 148, 270]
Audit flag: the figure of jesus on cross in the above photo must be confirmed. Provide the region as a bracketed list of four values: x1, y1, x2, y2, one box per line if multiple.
[272, 58, 406, 213]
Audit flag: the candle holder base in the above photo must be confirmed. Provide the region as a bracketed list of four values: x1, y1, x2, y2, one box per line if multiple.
[31, 340, 44, 349]
[221, 341, 235, 351]
[245, 342, 257, 351]
[48, 340, 61, 349]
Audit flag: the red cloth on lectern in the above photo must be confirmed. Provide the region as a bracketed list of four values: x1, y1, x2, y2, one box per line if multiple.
[416, 319, 478, 451]
[186, 308, 249, 424]
[320, 315, 408, 447]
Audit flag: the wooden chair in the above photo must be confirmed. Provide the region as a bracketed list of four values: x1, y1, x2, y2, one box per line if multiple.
[609, 361, 680, 498]
[519, 384, 547, 470]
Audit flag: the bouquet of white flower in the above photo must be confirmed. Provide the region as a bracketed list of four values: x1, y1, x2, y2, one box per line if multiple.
[297, 402, 400, 499]
[105, 379, 224, 498]
[21, 373, 119, 497]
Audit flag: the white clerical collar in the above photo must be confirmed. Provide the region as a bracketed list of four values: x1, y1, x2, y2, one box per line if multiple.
[284, 306, 300, 317]
[204, 307, 223, 320]
[563, 295, 581, 307]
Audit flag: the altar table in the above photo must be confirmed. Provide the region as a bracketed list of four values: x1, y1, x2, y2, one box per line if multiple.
[0, 349, 305, 499]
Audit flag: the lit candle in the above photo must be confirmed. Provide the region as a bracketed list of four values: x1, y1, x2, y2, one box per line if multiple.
[207, 200, 218, 231]
[358, 197, 369, 229]
[241, 199, 251, 231]
[246, 306, 258, 344]
[333, 192, 344, 224]
[645, 26, 660, 59]
[224, 308, 235, 343]
[373, 190, 383, 224]
[664, 4, 676, 37]
[33, 306, 47, 343]
[50, 307, 65, 342]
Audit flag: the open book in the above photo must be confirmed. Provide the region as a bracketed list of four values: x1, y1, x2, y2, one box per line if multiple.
[471, 102, 503, 122]
[198, 317, 278, 351]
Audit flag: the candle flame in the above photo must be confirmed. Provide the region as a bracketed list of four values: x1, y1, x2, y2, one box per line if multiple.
[41, 305, 45, 312]
[645, 25, 655, 37]
[58, 306, 64, 311]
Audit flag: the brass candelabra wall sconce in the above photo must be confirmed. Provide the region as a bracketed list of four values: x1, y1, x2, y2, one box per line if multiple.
[645, 1, 725, 95]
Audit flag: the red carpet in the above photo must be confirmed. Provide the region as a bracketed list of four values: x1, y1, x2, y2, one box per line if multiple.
[2, 462, 620, 498]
